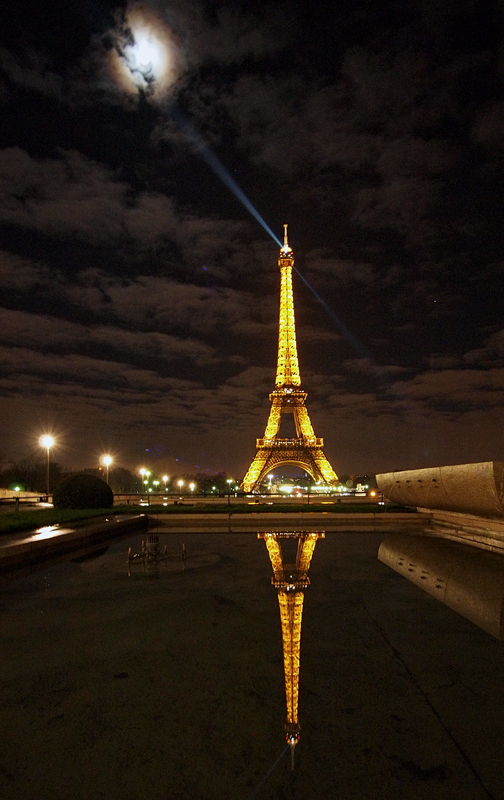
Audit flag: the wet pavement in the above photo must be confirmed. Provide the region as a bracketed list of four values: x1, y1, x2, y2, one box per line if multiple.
[1, 529, 503, 800]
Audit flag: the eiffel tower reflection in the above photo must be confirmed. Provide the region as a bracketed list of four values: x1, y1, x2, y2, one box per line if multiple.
[258, 530, 324, 769]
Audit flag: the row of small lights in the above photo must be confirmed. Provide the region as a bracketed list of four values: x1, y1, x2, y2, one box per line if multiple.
[139, 468, 196, 494]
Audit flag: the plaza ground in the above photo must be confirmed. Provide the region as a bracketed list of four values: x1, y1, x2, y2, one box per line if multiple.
[0, 528, 503, 799]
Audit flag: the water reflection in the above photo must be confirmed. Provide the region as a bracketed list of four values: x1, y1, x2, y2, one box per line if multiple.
[379, 533, 504, 639]
[127, 533, 186, 577]
[258, 530, 324, 769]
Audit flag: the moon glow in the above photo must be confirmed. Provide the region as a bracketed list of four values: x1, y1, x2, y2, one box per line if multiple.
[109, 4, 181, 99]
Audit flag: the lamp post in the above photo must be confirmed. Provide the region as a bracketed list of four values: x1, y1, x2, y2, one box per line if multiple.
[140, 468, 151, 493]
[162, 475, 168, 494]
[227, 478, 233, 506]
[39, 435, 54, 501]
[102, 455, 112, 485]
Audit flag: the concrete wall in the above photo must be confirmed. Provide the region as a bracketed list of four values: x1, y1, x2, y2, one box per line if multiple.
[376, 461, 504, 519]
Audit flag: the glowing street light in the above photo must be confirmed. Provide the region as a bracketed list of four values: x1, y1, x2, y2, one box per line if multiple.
[162, 475, 168, 492]
[139, 468, 151, 494]
[102, 455, 112, 485]
[189, 482, 195, 494]
[227, 478, 233, 506]
[39, 434, 54, 500]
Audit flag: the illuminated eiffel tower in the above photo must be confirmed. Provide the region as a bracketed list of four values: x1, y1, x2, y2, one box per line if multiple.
[241, 226, 338, 493]
[258, 530, 324, 769]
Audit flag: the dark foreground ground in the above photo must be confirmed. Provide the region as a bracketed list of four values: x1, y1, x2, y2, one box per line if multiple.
[0, 529, 503, 800]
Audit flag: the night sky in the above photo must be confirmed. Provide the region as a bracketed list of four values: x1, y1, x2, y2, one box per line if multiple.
[1, 0, 503, 478]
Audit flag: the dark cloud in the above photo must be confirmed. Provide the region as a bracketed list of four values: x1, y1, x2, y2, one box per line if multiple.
[0, 0, 502, 475]
[0, 47, 64, 100]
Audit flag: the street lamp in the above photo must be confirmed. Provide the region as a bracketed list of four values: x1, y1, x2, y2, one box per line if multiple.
[39, 434, 54, 500]
[162, 475, 168, 493]
[177, 479, 184, 496]
[140, 468, 151, 493]
[102, 455, 112, 485]
[189, 482, 195, 495]
[227, 478, 233, 506]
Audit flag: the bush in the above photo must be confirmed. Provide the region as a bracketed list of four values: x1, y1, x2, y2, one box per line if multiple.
[53, 473, 113, 509]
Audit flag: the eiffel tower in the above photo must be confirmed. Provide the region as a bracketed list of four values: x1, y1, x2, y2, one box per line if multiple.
[241, 226, 338, 493]
[258, 530, 325, 769]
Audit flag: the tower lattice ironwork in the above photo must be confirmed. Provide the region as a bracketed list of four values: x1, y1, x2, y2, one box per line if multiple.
[241, 226, 338, 493]
[258, 530, 324, 768]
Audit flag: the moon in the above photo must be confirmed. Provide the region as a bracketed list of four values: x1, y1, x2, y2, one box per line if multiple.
[109, 4, 182, 99]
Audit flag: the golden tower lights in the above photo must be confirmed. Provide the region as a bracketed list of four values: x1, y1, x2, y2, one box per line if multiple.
[241, 226, 338, 493]
[259, 530, 324, 769]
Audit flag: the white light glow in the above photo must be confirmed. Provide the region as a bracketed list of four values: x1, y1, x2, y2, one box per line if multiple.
[124, 28, 167, 88]
[109, 5, 181, 100]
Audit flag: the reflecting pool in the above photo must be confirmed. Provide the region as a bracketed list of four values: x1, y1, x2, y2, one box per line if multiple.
[1, 528, 503, 799]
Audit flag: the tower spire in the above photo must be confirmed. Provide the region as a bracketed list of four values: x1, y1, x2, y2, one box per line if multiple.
[276, 225, 299, 388]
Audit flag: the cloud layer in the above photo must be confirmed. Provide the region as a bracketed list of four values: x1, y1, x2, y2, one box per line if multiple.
[0, 0, 503, 477]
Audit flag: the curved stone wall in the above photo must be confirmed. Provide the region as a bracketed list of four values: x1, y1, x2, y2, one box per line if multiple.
[376, 461, 504, 518]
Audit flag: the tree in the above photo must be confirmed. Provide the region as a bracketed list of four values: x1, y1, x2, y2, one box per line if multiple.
[53, 473, 113, 509]
[0, 457, 66, 492]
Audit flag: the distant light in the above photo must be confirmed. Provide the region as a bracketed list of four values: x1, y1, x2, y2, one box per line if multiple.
[14, 486, 20, 492]
[39, 435, 54, 449]
[102, 455, 112, 467]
